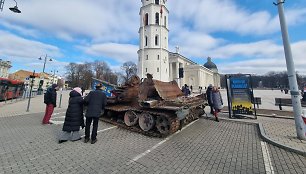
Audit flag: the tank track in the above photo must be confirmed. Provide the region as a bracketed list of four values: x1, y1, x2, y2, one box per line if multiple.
[102, 107, 182, 137]
[101, 105, 204, 137]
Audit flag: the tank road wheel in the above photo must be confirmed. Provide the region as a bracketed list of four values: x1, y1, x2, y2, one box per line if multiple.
[124, 111, 139, 126]
[139, 113, 155, 131]
[156, 116, 171, 135]
[106, 110, 114, 118]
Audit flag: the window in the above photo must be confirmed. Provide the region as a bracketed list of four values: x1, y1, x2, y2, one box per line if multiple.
[155, 0, 159, 5]
[145, 36, 148, 46]
[155, 35, 158, 46]
[145, 13, 149, 26]
[155, 13, 159, 25]
[164, 16, 166, 26]
[146, 55, 149, 60]
[157, 55, 160, 60]
[146, 68, 148, 72]
[157, 68, 159, 72]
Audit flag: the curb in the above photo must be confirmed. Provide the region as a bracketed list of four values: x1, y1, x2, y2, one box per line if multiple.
[257, 123, 306, 157]
[221, 111, 294, 120]
[218, 117, 306, 157]
[256, 114, 294, 120]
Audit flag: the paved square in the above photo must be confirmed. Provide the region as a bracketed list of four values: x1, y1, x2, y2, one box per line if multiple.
[0, 111, 305, 174]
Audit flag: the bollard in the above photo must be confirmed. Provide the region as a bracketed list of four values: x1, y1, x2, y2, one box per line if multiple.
[59, 93, 62, 108]
[26, 71, 35, 112]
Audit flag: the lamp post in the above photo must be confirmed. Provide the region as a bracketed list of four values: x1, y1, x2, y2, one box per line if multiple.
[37, 54, 52, 95]
[274, 0, 306, 140]
[0, 0, 21, 13]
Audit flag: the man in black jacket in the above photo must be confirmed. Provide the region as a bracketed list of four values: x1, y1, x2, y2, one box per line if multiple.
[42, 84, 58, 124]
[84, 83, 107, 144]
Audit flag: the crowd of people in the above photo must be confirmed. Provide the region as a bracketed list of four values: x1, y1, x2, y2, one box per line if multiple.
[42, 82, 223, 144]
[42, 83, 107, 144]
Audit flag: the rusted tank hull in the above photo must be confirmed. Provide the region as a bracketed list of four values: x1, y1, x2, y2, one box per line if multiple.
[100, 75, 207, 137]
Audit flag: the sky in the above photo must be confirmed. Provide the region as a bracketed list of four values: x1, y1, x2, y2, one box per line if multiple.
[0, 0, 306, 77]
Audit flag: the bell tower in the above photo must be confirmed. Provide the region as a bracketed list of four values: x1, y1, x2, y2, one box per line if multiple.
[138, 0, 169, 81]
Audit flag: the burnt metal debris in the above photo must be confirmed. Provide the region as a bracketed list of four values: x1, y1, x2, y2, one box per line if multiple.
[101, 74, 207, 137]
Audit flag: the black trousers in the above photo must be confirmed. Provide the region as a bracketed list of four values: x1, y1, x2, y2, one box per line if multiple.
[85, 117, 99, 140]
[209, 105, 214, 114]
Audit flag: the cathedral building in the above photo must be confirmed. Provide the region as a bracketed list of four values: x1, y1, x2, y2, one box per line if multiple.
[137, 0, 220, 90]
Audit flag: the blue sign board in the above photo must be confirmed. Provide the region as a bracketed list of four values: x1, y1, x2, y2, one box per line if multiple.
[91, 78, 115, 97]
[229, 75, 253, 115]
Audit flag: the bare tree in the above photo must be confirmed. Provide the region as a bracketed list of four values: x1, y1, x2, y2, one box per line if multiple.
[120, 61, 137, 83]
[65, 63, 78, 88]
[66, 61, 120, 88]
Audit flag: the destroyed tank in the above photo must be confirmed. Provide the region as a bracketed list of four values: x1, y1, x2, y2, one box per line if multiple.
[101, 74, 207, 137]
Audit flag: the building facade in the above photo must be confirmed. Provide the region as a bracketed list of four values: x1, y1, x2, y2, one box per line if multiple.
[138, 0, 220, 90]
[0, 59, 12, 78]
[9, 70, 59, 90]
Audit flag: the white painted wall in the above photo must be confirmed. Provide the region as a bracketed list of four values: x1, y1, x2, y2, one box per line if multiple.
[138, 0, 169, 81]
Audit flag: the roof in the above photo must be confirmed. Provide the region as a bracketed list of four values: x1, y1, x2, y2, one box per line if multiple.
[12, 70, 40, 78]
[203, 57, 217, 69]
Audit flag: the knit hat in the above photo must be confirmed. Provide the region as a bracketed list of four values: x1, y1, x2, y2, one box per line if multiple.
[208, 84, 213, 87]
[73, 87, 82, 96]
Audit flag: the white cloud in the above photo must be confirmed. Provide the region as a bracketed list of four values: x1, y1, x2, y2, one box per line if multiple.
[208, 40, 283, 59]
[80, 43, 138, 63]
[2, 0, 140, 42]
[217, 41, 306, 75]
[0, 31, 62, 59]
[169, 0, 306, 35]
[1, 0, 306, 76]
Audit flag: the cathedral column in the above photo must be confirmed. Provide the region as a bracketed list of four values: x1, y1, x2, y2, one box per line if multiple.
[169, 62, 173, 80]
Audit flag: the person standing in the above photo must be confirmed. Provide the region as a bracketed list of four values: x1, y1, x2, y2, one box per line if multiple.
[212, 86, 223, 122]
[84, 83, 107, 144]
[206, 84, 214, 114]
[81, 87, 85, 96]
[59, 87, 85, 143]
[42, 84, 58, 124]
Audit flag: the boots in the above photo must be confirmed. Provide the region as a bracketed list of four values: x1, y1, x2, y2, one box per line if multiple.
[215, 117, 219, 122]
[214, 111, 219, 122]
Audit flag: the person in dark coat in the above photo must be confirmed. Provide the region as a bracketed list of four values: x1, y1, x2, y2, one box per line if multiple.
[206, 84, 214, 114]
[182, 84, 190, 96]
[212, 86, 223, 122]
[42, 84, 58, 124]
[59, 87, 84, 143]
[81, 87, 85, 96]
[84, 83, 107, 144]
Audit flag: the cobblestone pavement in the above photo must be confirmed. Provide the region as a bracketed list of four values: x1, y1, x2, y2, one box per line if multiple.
[216, 112, 306, 155]
[0, 111, 305, 174]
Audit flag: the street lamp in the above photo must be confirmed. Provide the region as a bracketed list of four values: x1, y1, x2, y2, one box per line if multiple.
[274, 0, 306, 140]
[0, 0, 21, 13]
[37, 54, 52, 94]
